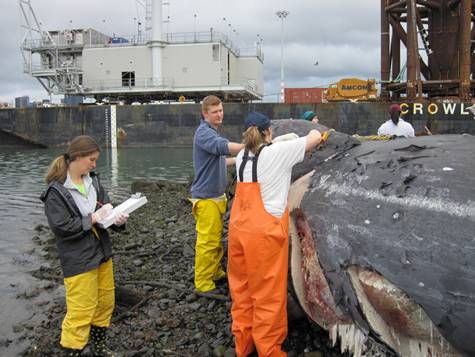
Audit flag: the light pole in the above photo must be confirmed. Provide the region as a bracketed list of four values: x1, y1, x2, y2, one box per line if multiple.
[193, 14, 197, 41]
[276, 10, 289, 103]
[137, 21, 142, 42]
[164, 16, 170, 38]
[133, 17, 136, 40]
[133, 17, 141, 42]
[233, 29, 239, 47]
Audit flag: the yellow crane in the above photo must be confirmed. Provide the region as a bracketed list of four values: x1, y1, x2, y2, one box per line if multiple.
[324, 78, 377, 102]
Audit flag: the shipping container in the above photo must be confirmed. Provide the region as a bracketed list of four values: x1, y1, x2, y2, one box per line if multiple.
[284, 87, 326, 104]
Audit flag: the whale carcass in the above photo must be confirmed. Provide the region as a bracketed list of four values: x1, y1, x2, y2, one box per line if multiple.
[271, 120, 475, 357]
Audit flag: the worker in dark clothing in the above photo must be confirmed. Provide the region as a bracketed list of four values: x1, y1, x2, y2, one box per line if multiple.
[41, 135, 127, 357]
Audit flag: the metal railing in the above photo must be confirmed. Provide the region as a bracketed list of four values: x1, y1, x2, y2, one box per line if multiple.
[164, 31, 240, 52]
[23, 30, 264, 61]
[82, 76, 259, 94]
[163, 31, 263, 61]
[239, 47, 264, 61]
[83, 77, 175, 91]
[85, 34, 150, 48]
[23, 38, 86, 50]
[28, 63, 82, 71]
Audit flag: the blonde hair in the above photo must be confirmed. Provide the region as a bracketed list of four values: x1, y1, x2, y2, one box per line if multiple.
[201, 95, 222, 113]
[243, 126, 267, 154]
[45, 135, 100, 184]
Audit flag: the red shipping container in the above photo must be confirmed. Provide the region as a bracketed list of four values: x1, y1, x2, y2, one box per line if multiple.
[284, 87, 326, 104]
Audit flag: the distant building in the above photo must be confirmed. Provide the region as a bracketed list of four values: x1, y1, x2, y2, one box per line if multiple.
[20, 0, 263, 103]
[15, 96, 30, 108]
[63, 95, 84, 106]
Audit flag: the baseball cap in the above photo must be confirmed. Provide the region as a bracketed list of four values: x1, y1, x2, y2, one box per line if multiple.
[244, 111, 271, 130]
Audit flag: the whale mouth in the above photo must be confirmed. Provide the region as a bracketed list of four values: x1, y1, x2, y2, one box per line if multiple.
[288, 170, 342, 328]
[289, 206, 460, 357]
[289, 205, 369, 357]
[346, 267, 460, 357]
[290, 208, 350, 329]
[288, 168, 461, 357]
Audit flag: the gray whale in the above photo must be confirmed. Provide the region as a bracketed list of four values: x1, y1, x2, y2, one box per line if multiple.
[271, 119, 474, 357]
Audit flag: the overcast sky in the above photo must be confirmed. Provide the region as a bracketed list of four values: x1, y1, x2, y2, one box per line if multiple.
[0, 0, 380, 103]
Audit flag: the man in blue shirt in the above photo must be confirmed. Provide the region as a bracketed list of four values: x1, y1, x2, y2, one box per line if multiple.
[191, 95, 244, 293]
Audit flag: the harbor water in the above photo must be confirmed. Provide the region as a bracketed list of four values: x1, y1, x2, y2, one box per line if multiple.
[0, 147, 193, 356]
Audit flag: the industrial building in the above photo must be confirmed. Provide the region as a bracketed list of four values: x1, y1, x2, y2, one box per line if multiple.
[19, 0, 264, 103]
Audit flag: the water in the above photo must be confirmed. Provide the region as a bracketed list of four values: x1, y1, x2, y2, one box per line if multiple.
[0, 147, 193, 356]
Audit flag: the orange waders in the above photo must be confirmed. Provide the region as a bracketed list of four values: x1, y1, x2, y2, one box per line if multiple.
[228, 146, 289, 357]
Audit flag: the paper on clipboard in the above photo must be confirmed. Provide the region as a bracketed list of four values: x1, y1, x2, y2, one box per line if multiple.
[97, 194, 148, 228]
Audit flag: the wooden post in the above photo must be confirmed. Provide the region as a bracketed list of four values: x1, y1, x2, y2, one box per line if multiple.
[381, 0, 391, 99]
[459, 0, 472, 100]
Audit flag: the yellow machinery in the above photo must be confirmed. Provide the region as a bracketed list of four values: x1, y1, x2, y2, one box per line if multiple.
[324, 78, 377, 102]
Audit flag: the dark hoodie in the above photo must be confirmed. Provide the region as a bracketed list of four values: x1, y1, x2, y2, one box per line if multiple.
[40, 172, 115, 277]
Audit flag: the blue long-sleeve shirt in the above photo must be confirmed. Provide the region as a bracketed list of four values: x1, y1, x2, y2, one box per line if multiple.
[191, 120, 230, 199]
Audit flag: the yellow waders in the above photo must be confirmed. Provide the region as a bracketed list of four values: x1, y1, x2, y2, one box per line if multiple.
[191, 196, 227, 292]
[61, 258, 115, 350]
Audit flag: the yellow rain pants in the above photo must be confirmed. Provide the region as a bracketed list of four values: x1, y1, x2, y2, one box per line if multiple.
[61, 259, 115, 350]
[191, 196, 227, 292]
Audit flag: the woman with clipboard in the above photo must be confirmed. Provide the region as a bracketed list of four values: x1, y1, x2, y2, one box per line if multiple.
[41, 135, 127, 356]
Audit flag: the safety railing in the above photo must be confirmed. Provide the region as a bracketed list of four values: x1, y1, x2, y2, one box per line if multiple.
[83, 77, 175, 91]
[82, 77, 259, 94]
[23, 31, 263, 60]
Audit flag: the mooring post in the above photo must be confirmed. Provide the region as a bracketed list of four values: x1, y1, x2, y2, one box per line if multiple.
[407, 0, 418, 100]
[381, 0, 390, 100]
[459, 0, 472, 101]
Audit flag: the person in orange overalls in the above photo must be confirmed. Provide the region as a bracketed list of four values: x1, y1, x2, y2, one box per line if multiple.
[228, 112, 322, 356]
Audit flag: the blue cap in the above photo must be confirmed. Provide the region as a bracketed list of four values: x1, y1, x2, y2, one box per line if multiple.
[244, 111, 271, 130]
[302, 111, 316, 121]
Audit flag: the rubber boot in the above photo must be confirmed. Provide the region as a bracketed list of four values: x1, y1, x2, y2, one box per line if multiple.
[60, 346, 82, 356]
[89, 325, 119, 357]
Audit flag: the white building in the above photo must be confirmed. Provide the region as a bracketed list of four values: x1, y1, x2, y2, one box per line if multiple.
[20, 0, 263, 103]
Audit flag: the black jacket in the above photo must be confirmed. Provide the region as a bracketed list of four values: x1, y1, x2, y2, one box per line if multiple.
[40, 172, 115, 278]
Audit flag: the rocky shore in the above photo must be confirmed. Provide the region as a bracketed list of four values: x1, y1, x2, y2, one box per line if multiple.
[16, 180, 389, 357]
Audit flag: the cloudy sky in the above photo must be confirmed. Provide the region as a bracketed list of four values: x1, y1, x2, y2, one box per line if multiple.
[1, 0, 380, 103]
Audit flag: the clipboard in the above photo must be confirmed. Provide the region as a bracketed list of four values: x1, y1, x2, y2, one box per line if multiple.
[97, 193, 148, 228]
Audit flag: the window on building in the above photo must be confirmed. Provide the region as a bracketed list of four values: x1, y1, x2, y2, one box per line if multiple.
[122, 71, 135, 87]
[78, 74, 83, 86]
[212, 44, 220, 62]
